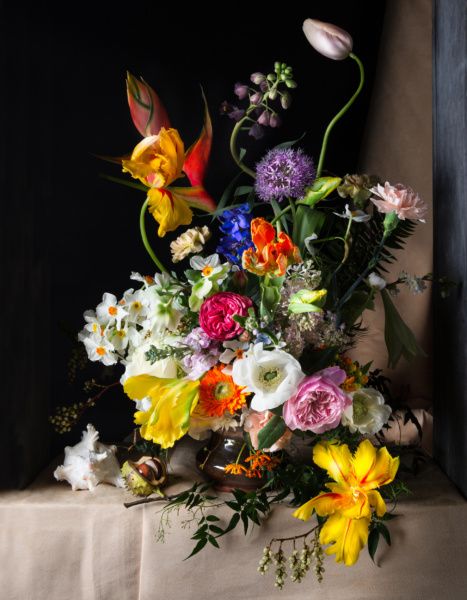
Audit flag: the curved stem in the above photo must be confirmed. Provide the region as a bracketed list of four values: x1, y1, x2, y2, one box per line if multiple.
[230, 114, 257, 179]
[139, 198, 169, 273]
[270, 204, 292, 225]
[316, 53, 365, 178]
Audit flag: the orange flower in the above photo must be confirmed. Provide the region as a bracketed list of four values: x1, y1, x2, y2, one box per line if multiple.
[245, 450, 281, 471]
[242, 218, 301, 277]
[198, 365, 248, 417]
[245, 468, 262, 479]
[224, 463, 247, 475]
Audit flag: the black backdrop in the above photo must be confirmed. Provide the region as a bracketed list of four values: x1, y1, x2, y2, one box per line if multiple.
[0, 1, 386, 487]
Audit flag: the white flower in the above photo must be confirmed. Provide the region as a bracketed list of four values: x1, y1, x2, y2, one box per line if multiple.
[188, 254, 231, 311]
[170, 226, 211, 263]
[219, 340, 249, 365]
[122, 289, 150, 324]
[143, 286, 185, 333]
[368, 272, 387, 290]
[82, 333, 118, 366]
[96, 293, 127, 329]
[231, 343, 305, 411]
[82, 310, 105, 336]
[341, 388, 392, 435]
[121, 335, 181, 384]
[333, 204, 371, 222]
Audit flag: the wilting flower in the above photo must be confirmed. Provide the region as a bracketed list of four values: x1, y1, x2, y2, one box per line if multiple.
[333, 204, 371, 223]
[370, 182, 427, 222]
[122, 73, 216, 237]
[124, 375, 200, 449]
[293, 440, 399, 566]
[242, 218, 302, 277]
[243, 409, 292, 452]
[170, 226, 211, 263]
[283, 366, 351, 434]
[219, 101, 245, 122]
[198, 365, 249, 417]
[199, 292, 253, 341]
[255, 148, 316, 202]
[302, 18, 353, 61]
[231, 343, 305, 411]
[342, 388, 392, 435]
[216, 203, 253, 266]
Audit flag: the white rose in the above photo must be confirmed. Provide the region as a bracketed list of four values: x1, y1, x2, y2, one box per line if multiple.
[231, 343, 305, 411]
[342, 387, 392, 435]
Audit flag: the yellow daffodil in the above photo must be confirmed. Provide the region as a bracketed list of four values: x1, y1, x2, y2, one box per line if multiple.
[124, 374, 200, 449]
[122, 74, 216, 237]
[293, 440, 399, 566]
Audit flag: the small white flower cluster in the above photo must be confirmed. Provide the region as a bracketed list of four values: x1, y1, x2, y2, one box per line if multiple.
[78, 272, 186, 374]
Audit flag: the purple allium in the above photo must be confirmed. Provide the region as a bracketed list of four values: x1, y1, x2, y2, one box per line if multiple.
[255, 147, 316, 202]
[234, 83, 249, 100]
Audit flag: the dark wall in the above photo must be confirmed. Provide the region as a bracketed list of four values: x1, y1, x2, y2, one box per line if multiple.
[0, 1, 386, 487]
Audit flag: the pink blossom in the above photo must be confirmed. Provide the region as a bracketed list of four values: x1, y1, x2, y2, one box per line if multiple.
[370, 182, 427, 222]
[302, 19, 353, 61]
[199, 292, 253, 341]
[243, 410, 292, 452]
[283, 367, 351, 434]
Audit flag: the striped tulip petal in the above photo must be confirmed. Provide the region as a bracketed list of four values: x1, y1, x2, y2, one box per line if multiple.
[126, 72, 171, 137]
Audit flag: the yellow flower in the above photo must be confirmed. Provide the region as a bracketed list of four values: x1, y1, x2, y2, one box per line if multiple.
[293, 440, 399, 566]
[124, 374, 199, 449]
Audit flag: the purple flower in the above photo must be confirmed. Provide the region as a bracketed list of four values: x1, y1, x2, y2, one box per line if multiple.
[249, 123, 264, 140]
[255, 147, 316, 202]
[182, 327, 221, 380]
[220, 101, 245, 122]
[257, 110, 270, 126]
[234, 83, 249, 100]
[250, 72, 266, 85]
[250, 92, 263, 105]
[184, 327, 218, 352]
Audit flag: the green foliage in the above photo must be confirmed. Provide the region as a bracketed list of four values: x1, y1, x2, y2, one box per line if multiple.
[257, 415, 286, 450]
[292, 206, 326, 256]
[145, 344, 187, 365]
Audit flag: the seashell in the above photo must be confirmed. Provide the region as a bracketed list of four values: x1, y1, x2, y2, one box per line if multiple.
[121, 455, 167, 497]
[54, 424, 124, 491]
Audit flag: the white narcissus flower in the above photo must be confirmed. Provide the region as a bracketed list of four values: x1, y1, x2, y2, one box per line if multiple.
[170, 226, 211, 263]
[231, 343, 305, 411]
[219, 340, 249, 365]
[368, 272, 387, 290]
[341, 388, 392, 435]
[188, 254, 231, 311]
[122, 288, 150, 324]
[82, 333, 117, 366]
[96, 293, 127, 328]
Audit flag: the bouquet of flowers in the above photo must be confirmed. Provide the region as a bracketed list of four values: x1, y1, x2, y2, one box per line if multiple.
[56, 18, 431, 587]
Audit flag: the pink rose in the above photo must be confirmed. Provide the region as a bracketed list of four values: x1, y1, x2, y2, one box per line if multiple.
[244, 410, 292, 453]
[370, 182, 427, 222]
[199, 292, 253, 341]
[283, 366, 351, 434]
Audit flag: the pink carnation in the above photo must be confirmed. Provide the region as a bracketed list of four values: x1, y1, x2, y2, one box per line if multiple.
[370, 182, 427, 222]
[283, 366, 351, 434]
[243, 410, 292, 453]
[199, 292, 253, 341]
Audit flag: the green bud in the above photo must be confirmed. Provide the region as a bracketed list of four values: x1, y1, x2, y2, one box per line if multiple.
[298, 176, 342, 207]
[285, 79, 297, 89]
[268, 88, 277, 100]
[267, 73, 277, 82]
[274, 61, 281, 72]
[280, 92, 291, 109]
[383, 211, 399, 237]
[289, 289, 327, 313]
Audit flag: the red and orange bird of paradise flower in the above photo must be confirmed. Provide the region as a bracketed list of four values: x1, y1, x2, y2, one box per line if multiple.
[122, 73, 216, 237]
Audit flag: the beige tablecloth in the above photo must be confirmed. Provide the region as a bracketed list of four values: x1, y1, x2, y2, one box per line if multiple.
[1, 439, 467, 600]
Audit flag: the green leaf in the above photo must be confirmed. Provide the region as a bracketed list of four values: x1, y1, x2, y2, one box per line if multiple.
[292, 207, 326, 256]
[368, 528, 381, 565]
[340, 290, 375, 326]
[377, 523, 391, 546]
[381, 289, 426, 368]
[234, 185, 253, 197]
[298, 177, 342, 208]
[211, 172, 243, 223]
[208, 535, 220, 548]
[205, 515, 220, 522]
[270, 198, 289, 234]
[184, 538, 208, 560]
[209, 525, 224, 535]
[216, 512, 240, 537]
[241, 512, 249, 535]
[257, 414, 286, 450]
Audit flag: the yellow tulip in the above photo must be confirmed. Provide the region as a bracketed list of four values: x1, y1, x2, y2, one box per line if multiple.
[124, 374, 199, 449]
[293, 439, 399, 566]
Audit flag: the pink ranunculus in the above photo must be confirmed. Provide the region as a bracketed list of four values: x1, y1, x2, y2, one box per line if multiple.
[243, 410, 292, 453]
[283, 366, 351, 434]
[199, 292, 253, 341]
[370, 182, 427, 222]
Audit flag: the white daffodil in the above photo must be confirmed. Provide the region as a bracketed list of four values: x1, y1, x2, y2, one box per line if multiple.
[334, 204, 371, 222]
[82, 333, 118, 366]
[368, 272, 387, 290]
[187, 254, 231, 311]
[122, 288, 150, 324]
[82, 310, 105, 336]
[231, 343, 305, 411]
[106, 327, 130, 353]
[341, 387, 392, 435]
[96, 293, 127, 328]
[130, 272, 157, 288]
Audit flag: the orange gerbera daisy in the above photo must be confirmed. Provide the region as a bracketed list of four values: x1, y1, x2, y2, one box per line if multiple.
[199, 365, 248, 417]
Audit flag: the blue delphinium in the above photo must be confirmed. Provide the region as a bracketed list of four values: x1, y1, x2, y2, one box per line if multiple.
[216, 203, 253, 266]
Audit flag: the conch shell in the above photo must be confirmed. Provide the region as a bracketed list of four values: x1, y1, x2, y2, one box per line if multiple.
[54, 424, 124, 491]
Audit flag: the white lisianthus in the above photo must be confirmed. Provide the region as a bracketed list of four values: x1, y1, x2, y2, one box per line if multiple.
[231, 343, 305, 411]
[341, 387, 392, 435]
[368, 272, 387, 290]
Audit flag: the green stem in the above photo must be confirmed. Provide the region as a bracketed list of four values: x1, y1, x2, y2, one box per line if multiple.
[230, 113, 256, 179]
[316, 53, 365, 178]
[270, 204, 292, 225]
[139, 198, 169, 273]
[235, 443, 247, 465]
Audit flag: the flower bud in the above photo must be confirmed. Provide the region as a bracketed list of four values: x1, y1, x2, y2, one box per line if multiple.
[249, 123, 264, 140]
[234, 82, 249, 100]
[250, 92, 263, 105]
[280, 92, 291, 109]
[302, 18, 353, 61]
[257, 110, 270, 126]
[269, 113, 282, 128]
[250, 72, 266, 85]
[268, 88, 278, 100]
[285, 79, 297, 89]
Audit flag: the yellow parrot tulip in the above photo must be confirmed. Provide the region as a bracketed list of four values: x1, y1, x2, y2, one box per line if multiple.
[293, 439, 399, 566]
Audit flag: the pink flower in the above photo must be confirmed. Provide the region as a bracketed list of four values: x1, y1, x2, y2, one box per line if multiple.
[283, 366, 351, 434]
[243, 410, 292, 452]
[199, 292, 253, 341]
[302, 19, 353, 61]
[370, 182, 427, 222]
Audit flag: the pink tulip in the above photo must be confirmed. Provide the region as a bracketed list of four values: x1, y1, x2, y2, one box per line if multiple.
[302, 18, 353, 61]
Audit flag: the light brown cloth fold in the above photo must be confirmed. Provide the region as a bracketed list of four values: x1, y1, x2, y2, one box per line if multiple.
[1, 438, 467, 600]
